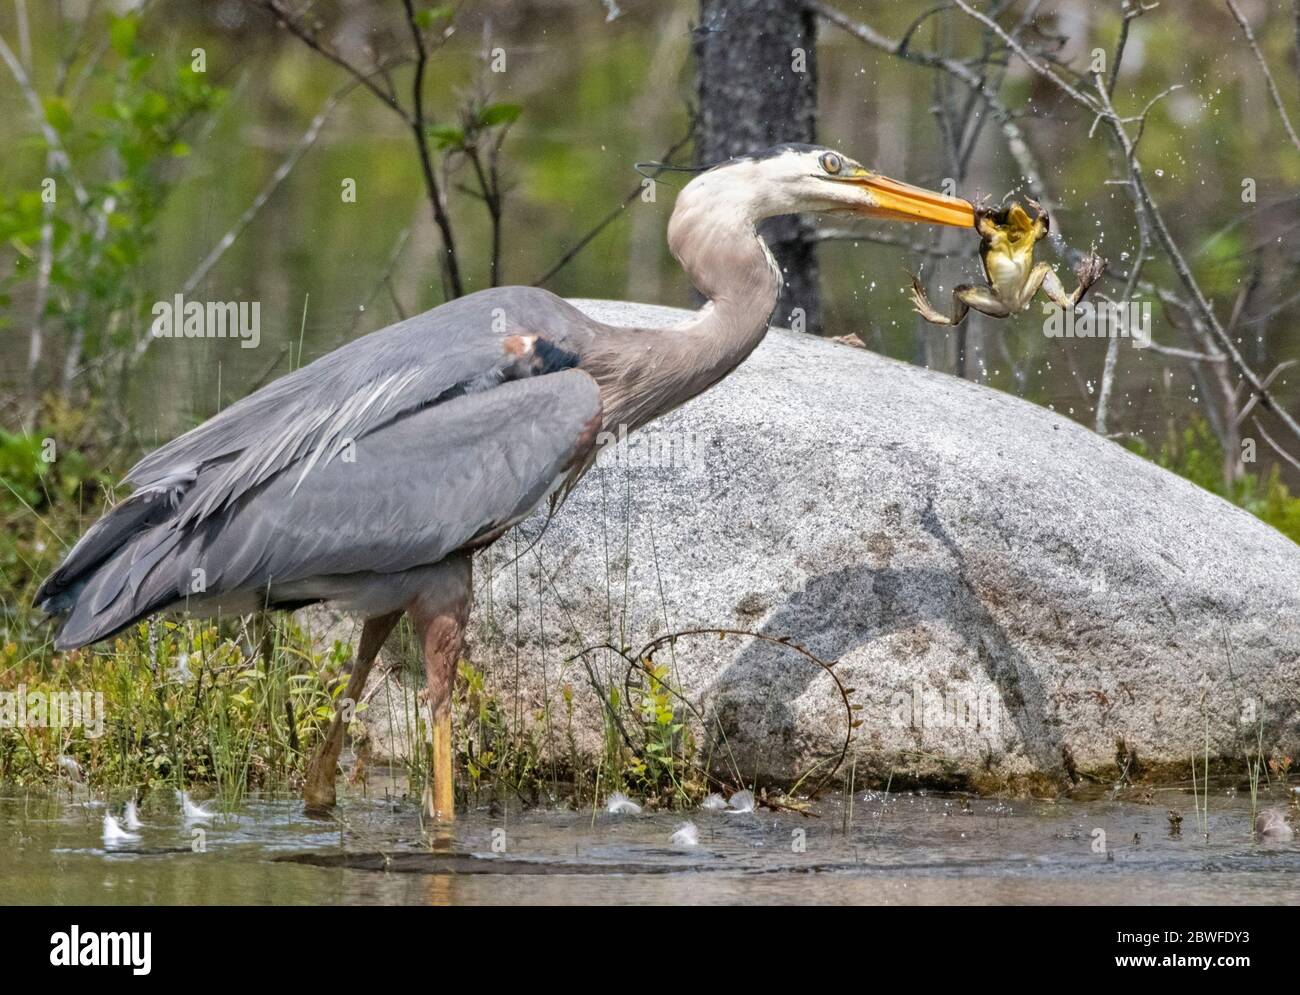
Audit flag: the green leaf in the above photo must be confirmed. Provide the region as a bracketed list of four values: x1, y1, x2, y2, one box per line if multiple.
[414, 4, 454, 29]
[42, 97, 72, 133]
[479, 102, 522, 128]
[110, 14, 139, 58]
[427, 124, 465, 150]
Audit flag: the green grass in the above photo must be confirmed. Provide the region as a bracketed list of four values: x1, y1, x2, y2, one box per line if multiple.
[3, 406, 1299, 813]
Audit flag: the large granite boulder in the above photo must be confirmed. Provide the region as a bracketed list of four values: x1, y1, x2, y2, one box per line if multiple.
[305, 299, 1300, 792]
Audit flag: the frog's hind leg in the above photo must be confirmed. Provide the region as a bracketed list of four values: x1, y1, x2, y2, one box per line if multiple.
[910, 273, 968, 326]
[956, 284, 1014, 320]
[1037, 252, 1107, 310]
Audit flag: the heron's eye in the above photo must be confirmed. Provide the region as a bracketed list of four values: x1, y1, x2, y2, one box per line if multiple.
[820, 152, 842, 175]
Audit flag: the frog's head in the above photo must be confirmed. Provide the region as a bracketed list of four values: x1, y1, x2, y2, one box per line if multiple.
[976, 200, 1048, 265]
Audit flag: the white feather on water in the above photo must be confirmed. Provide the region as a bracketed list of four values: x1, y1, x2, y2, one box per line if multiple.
[700, 792, 727, 811]
[726, 789, 755, 813]
[670, 821, 699, 846]
[1256, 807, 1294, 841]
[605, 791, 642, 815]
[179, 790, 213, 823]
[102, 813, 140, 844]
[58, 755, 82, 782]
[122, 800, 144, 831]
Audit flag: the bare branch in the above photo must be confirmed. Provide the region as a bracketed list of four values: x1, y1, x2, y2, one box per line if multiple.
[177, 84, 351, 301]
[947, 0, 1101, 113]
[533, 125, 694, 288]
[1143, 342, 1225, 363]
[400, 0, 464, 299]
[1226, 0, 1300, 154]
[1252, 416, 1300, 475]
[256, 0, 406, 120]
[0, 30, 89, 206]
[14, 0, 31, 70]
[24, 151, 56, 414]
[1235, 361, 1298, 427]
[812, 227, 974, 259]
[62, 194, 117, 393]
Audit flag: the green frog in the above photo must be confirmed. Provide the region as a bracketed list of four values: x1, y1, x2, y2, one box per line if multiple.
[910, 200, 1106, 326]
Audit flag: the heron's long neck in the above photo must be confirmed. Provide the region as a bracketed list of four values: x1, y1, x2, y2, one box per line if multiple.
[666, 190, 782, 371]
[590, 184, 780, 432]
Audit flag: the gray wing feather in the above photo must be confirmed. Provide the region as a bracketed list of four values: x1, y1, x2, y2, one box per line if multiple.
[39, 286, 599, 623]
[127, 288, 595, 526]
[199, 369, 601, 587]
[51, 368, 602, 648]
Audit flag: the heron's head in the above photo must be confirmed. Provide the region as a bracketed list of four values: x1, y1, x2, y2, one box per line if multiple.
[681, 143, 975, 229]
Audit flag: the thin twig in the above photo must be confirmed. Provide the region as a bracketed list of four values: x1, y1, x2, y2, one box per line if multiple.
[948, 0, 1101, 113]
[180, 84, 351, 297]
[1235, 360, 1298, 427]
[0, 31, 89, 206]
[1226, 0, 1300, 154]
[400, 0, 464, 299]
[533, 124, 695, 287]
[1252, 416, 1300, 474]
[813, 227, 974, 259]
[24, 149, 57, 413]
[258, 0, 405, 118]
[1095, 7, 1154, 435]
[62, 194, 117, 393]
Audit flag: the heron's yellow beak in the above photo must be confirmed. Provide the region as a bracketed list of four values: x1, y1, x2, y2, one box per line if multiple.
[849, 169, 975, 228]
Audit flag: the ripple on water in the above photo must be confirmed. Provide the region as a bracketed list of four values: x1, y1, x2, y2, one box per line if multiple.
[1, 783, 1296, 905]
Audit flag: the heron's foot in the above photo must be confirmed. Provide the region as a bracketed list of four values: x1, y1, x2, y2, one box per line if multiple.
[302, 716, 344, 811]
[302, 753, 339, 812]
[427, 710, 455, 822]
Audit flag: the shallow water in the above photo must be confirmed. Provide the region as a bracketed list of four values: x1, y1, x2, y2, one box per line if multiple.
[2, 780, 1297, 905]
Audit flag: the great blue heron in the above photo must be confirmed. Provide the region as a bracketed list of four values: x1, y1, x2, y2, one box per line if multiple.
[36, 144, 974, 817]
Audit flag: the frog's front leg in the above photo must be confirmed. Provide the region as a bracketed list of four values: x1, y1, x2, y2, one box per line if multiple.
[910, 276, 1013, 327]
[1032, 252, 1107, 311]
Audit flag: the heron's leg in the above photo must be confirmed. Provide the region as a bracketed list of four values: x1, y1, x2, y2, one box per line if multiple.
[303, 609, 401, 810]
[409, 555, 473, 822]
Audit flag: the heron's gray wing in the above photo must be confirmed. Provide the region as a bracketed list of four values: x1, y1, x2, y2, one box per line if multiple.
[196, 369, 602, 586]
[127, 287, 595, 527]
[38, 288, 595, 609]
[52, 369, 602, 648]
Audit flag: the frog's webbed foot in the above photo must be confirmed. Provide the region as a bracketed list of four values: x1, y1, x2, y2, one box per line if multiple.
[910, 272, 968, 326]
[1073, 249, 1107, 303]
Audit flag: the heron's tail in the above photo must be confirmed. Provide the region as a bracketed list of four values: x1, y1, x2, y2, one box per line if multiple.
[36, 473, 194, 650]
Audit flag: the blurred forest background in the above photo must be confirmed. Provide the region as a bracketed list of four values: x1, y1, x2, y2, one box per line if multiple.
[2, 1, 1300, 483]
[2, 0, 1300, 795]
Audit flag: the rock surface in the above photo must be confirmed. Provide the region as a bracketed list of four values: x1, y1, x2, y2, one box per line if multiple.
[308, 299, 1300, 791]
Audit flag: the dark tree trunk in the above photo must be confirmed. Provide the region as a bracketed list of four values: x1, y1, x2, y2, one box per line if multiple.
[695, 0, 820, 333]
